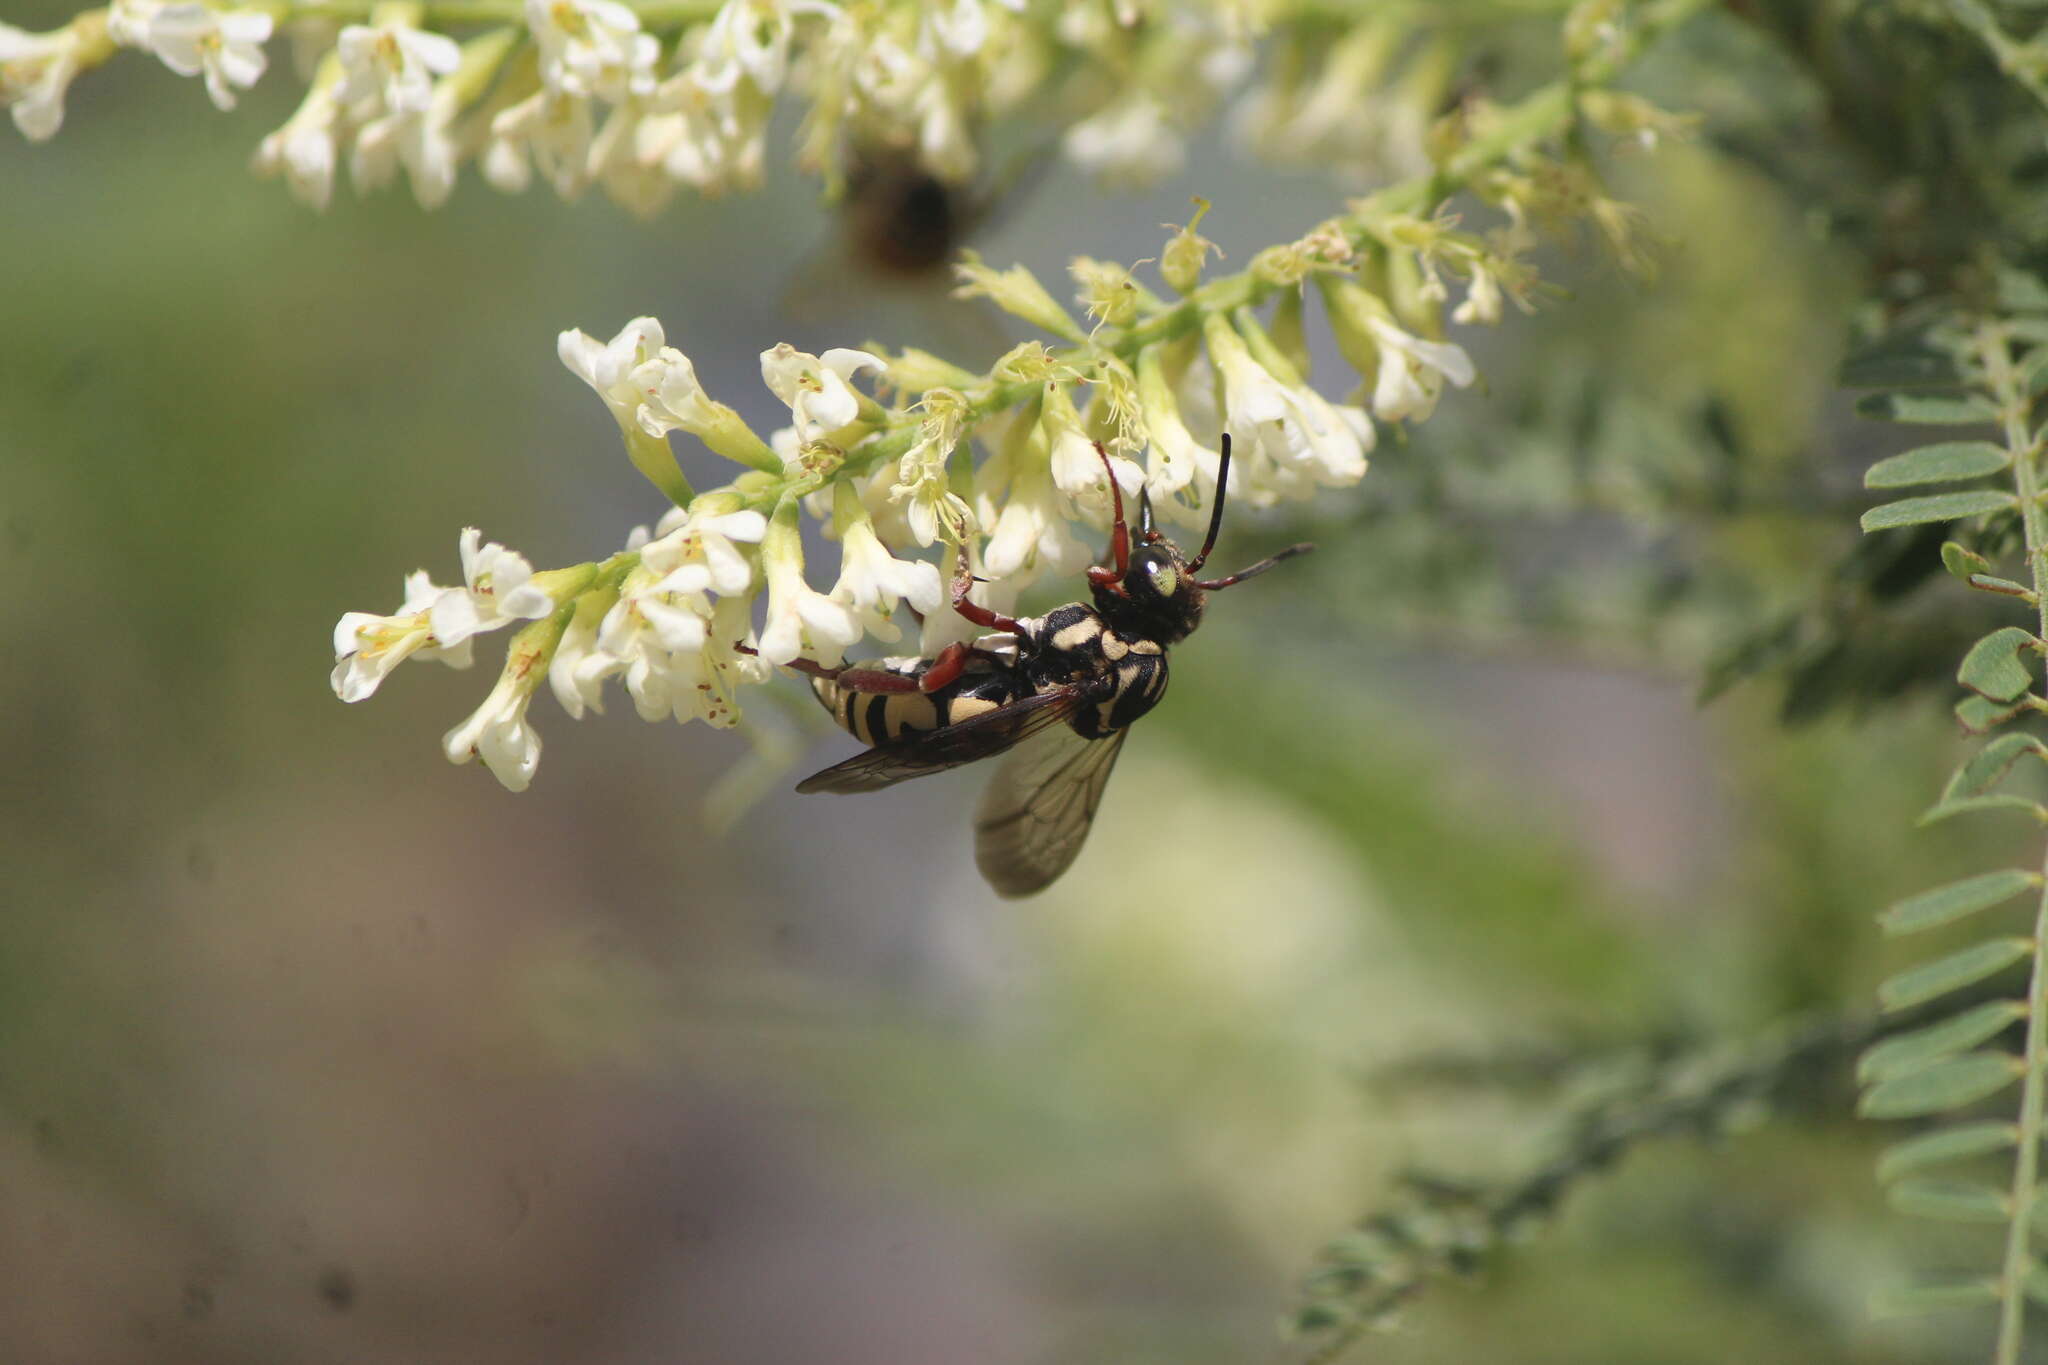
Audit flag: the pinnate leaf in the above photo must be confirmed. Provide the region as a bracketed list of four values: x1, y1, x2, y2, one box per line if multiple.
[1881, 871, 2040, 935]
[1871, 1277, 2003, 1317]
[1858, 999, 2027, 1082]
[1959, 627, 2039, 702]
[1855, 392, 2000, 425]
[1865, 441, 2011, 488]
[1876, 1121, 2018, 1183]
[1879, 939, 2033, 1011]
[1860, 1051, 2024, 1117]
[1862, 490, 2017, 531]
[1887, 1177, 2011, 1222]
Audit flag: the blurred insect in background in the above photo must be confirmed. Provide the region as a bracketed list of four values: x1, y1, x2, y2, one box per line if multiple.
[772, 436, 1313, 897]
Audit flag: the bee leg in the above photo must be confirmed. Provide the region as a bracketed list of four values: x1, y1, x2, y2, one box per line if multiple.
[950, 559, 1027, 637]
[734, 643, 921, 693]
[917, 641, 978, 692]
[1085, 440, 1130, 592]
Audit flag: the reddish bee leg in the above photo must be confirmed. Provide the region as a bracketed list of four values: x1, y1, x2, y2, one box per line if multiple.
[733, 643, 922, 693]
[1086, 441, 1130, 592]
[917, 641, 978, 692]
[950, 559, 1028, 637]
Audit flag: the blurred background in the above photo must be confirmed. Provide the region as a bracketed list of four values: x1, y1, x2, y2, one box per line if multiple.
[3, 7, 2037, 1363]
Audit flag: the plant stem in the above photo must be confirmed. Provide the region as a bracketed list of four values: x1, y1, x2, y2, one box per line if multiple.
[1982, 318, 2048, 1365]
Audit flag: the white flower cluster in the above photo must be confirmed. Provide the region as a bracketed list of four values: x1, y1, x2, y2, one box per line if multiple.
[6, 0, 1266, 211]
[331, 232, 1480, 790]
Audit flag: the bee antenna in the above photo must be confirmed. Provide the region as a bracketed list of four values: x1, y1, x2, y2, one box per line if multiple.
[1186, 432, 1232, 574]
[1138, 486, 1157, 541]
[1195, 542, 1314, 592]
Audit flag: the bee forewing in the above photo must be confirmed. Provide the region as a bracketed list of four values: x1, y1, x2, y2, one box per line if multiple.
[973, 727, 1128, 899]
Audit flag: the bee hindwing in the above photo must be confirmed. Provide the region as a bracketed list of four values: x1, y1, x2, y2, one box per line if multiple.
[973, 727, 1129, 899]
[795, 684, 1091, 795]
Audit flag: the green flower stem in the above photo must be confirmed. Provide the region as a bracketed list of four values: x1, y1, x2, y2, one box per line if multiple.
[1983, 318, 2048, 1365]
[714, 0, 1710, 517]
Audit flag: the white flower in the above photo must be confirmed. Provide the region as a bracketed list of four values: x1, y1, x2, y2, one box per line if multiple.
[1364, 315, 1475, 423]
[335, 21, 458, 117]
[0, 21, 86, 142]
[558, 317, 679, 433]
[832, 518, 941, 644]
[760, 344, 883, 445]
[981, 442, 1093, 587]
[331, 570, 469, 703]
[547, 600, 610, 719]
[638, 505, 767, 594]
[691, 0, 835, 96]
[436, 526, 555, 642]
[1207, 316, 1372, 495]
[443, 666, 543, 792]
[1452, 262, 1502, 327]
[526, 0, 655, 101]
[1064, 94, 1184, 185]
[587, 100, 676, 217]
[141, 4, 272, 111]
[106, 0, 161, 47]
[488, 88, 595, 198]
[331, 528, 554, 704]
[253, 80, 341, 209]
[758, 506, 862, 667]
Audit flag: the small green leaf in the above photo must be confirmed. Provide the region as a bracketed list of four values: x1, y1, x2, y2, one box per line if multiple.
[1862, 491, 2017, 531]
[1959, 628, 2040, 702]
[1880, 939, 2033, 1011]
[1858, 1000, 2027, 1082]
[1861, 1051, 2024, 1117]
[1887, 1177, 2012, 1222]
[1876, 1121, 2019, 1183]
[1882, 871, 2040, 935]
[1841, 336, 1965, 389]
[1945, 542, 1994, 579]
[1957, 695, 2031, 734]
[1968, 575, 2035, 599]
[2022, 346, 2048, 396]
[1866, 442, 2012, 488]
[1856, 392, 2001, 425]
[1937, 731, 2048, 805]
[1870, 1277, 2003, 1317]
[1920, 794, 2048, 826]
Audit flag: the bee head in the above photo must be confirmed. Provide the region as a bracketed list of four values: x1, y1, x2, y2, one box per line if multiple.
[1094, 536, 1206, 643]
[1084, 433, 1313, 645]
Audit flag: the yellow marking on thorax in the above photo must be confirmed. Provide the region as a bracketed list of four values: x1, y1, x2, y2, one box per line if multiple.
[1050, 616, 1102, 652]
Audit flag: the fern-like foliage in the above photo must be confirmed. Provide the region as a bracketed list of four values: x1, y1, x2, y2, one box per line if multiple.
[1284, 1014, 1876, 1362]
[1854, 289, 2048, 1357]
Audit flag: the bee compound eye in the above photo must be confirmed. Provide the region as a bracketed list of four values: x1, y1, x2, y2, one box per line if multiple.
[1147, 562, 1178, 597]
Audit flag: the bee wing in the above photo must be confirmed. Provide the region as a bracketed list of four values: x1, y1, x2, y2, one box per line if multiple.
[973, 726, 1129, 899]
[794, 684, 1095, 795]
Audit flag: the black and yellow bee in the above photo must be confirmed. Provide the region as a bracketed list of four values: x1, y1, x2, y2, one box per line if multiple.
[780, 435, 1311, 898]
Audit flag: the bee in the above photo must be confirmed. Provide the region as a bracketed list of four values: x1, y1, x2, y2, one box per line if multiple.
[778, 435, 1312, 898]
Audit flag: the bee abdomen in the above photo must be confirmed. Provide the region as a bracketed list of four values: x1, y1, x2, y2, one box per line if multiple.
[812, 661, 1022, 747]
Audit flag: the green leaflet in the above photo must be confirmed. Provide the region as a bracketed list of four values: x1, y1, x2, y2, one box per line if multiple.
[1857, 1000, 2028, 1082]
[1959, 627, 2040, 702]
[1862, 490, 2018, 532]
[1875, 1121, 2019, 1183]
[1921, 732, 2048, 824]
[1870, 1278, 2004, 1317]
[2029, 1261, 2048, 1310]
[1855, 391, 2002, 425]
[1860, 1051, 2024, 1118]
[1957, 695, 2033, 734]
[1945, 541, 1995, 579]
[1879, 939, 2033, 1011]
[1882, 871, 2041, 935]
[1865, 441, 2012, 488]
[1839, 333, 1965, 389]
[1887, 1177, 2012, 1222]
